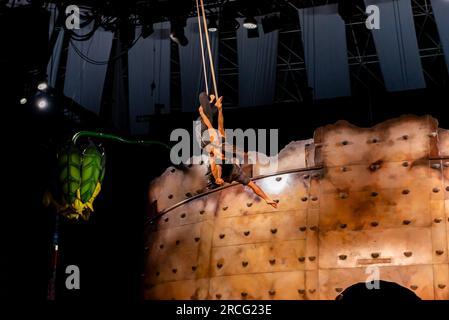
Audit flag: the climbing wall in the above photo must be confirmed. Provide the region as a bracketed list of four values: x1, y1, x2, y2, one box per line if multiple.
[143, 115, 449, 300]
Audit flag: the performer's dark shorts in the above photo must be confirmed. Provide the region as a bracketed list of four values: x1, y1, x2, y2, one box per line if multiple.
[207, 163, 250, 188]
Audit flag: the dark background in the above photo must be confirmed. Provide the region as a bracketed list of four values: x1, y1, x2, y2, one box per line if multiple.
[1, 1, 449, 301]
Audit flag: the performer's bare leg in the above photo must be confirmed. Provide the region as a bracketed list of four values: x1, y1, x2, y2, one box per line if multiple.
[247, 181, 278, 209]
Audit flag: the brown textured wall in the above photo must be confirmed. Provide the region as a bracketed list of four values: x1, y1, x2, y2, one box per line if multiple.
[144, 115, 449, 300]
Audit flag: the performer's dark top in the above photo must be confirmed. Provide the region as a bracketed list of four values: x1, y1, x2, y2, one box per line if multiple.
[207, 163, 250, 188]
[197, 92, 218, 148]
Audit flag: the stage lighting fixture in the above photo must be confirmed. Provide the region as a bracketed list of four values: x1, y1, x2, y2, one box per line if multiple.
[37, 82, 48, 91]
[243, 16, 258, 29]
[20, 98, 27, 105]
[262, 14, 280, 34]
[170, 18, 188, 46]
[37, 98, 48, 109]
[208, 18, 218, 32]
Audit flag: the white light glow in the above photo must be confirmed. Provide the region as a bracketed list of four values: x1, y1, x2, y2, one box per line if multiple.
[37, 98, 48, 109]
[37, 82, 48, 91]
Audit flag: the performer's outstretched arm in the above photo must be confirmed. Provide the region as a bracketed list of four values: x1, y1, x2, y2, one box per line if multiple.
[247, 181, 278, 209]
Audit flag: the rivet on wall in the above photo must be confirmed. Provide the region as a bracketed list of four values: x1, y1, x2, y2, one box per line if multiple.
[339, 192, 349, 199]
[276, 177, 282, 182]
[340, 223, 347, 229]
[308, 256, 316, 262]
[271, 228, 278, 234]
[269, 259, 276, 265]
[402, 189, 410, 195]
[242, 261, 249, 268]
[404, 251, 413, 257]
[168, 194, 173, 199]
[436, 250, 445, 256]
[298, 257, 306, 263]
[434, 218, 442, 224]
[410, 285, 418, 291]
[299, 226, 307, 232]
[339, 255, 347, 260]
[244, 231, 251, 236]
[269, 290, 276, 296]
[370, 221, 379, 227]
[219, 234, 225, 239]
[371, 253, 380, 259]
[438, 284, 446, 289]
[403, 220, 411, 225]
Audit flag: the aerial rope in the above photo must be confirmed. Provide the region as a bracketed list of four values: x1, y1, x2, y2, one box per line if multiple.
[196, 0, 219, 97]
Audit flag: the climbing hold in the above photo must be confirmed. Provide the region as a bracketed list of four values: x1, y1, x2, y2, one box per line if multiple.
[192, 266, 197, 271]
[298, 257, 306, 263]
[244, 231, 250, 236]
[339, 255, 347, 260]
[276, 177, 282, 182]
[168, 194, 173, 199]
[438, 284, 446, 289]
[175, 240, 180, 245]
[410, 285, 418, 291]
[241, 292, 248, 298]
[269, 259, 276, 265]
[404, 251, 413, 257]
[335, 288, 343, 293]
[308, 256, 316, 262]
[270, 228, 278, 234]
[164, 217, 169, 222]
[403, 220, 411, 225]
[371, 192, 379, 197]
[242, 261, 249, 268]
[434, 218, 442, 224]
[181, 213, 186, 218]
[342, 140, 349, 146]
[216, 294, 222, 299]
[339, 192, 348, 199]
[310, 226, 318, 232]
[298, 289, 306, 295]
[195, 237, 200, 242]
[433, 187, 440, 193]
[247, 203, 253, 207]
[436, 250, 444, 255]
[370, 221, 379, 227]
[299, 226, 307, 232]
[172, 269, 177, 274]
[159, 244, 164, 249]
[340, 223, 347, 229]
[402, 162, 409, 167]
[402, 135, 409, 140]
[217, 263, 223, 269]
[219, 234, 225, 239]
[200, 210, 205, 215]
[402, 189, 410, 195]
[301, 196, 308, 202]
[222, 206, 228, 211]
[371, 253, 380, 259]
[185, 193, 192, 198]
[269, 290, 276, 296]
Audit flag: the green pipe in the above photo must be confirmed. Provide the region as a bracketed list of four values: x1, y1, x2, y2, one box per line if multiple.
[72, 131, 171, 150]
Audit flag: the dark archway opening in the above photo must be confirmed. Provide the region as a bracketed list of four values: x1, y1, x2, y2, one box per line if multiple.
[336, 281, 421, 301]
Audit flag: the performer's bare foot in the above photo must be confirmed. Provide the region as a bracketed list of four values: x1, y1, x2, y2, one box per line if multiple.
[215, 178, 224, 185]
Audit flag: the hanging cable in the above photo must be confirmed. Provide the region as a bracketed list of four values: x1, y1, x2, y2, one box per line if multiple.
[199, 0, 219, 97]
[196, 0, 210, 95]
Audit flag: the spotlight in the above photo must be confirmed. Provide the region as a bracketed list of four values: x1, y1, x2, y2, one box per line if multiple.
[37, 82, 48, 91]
[208, 18, 218, 32]
[20, 98, 27, 105]
[243, 16, 257, 29]
[170, 18, 188, 46]
[37, 98, 48, 109]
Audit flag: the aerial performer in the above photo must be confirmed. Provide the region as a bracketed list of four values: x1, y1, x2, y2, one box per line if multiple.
[197, 93, 278, 209]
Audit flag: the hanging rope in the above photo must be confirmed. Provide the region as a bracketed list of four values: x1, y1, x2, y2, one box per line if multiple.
[196, 0, 209, 95]
[195, 0, 219, 97]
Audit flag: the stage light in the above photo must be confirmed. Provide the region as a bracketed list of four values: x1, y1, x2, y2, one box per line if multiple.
[208, 18, 218, 32]
[20, 98, 27, 105]
[243, 16, 257, 29]
[37, 98, 48, 109]
[37, 82, 48, 91]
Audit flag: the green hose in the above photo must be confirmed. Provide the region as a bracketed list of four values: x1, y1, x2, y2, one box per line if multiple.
[72, 131, 171, 150]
